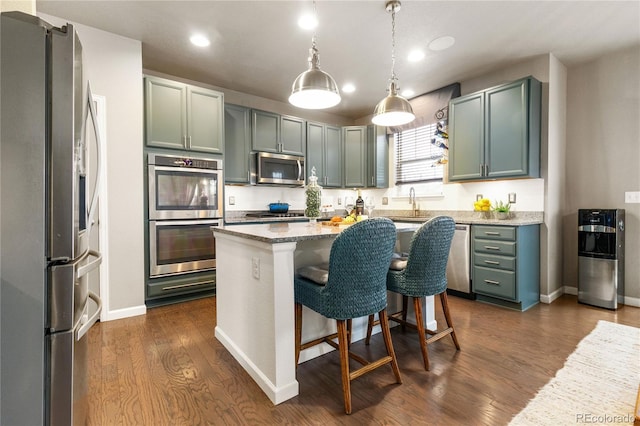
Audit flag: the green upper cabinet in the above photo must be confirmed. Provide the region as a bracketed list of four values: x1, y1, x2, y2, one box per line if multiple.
[343, 126, 367, 188]
[251, 109, 306, 156]
[224, 104, 251, 184]
[307, 122, 342, 187]
[366, 125, 389, 188]
[144, 76, 224, 154]
[448, 76, 541, 182]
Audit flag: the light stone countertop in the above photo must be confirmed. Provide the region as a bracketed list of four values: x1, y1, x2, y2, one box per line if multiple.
[224, 210, 544, 227]
[212, 220, 421, 244]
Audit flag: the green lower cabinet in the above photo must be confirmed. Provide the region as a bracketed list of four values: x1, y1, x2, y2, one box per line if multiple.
[472, 224, 540, 311]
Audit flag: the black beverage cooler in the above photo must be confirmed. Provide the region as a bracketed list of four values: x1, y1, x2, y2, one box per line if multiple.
[577, 209, 625, 309]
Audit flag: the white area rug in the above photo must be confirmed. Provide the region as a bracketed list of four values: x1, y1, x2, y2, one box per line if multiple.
[510, 320, 640, 425]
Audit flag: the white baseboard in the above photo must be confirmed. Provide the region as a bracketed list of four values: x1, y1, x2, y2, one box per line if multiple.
[564, 286, 578, 296]
[623, 295, 640, 308]
[102, 304, 147, 322]
[540, 287, 566, 304]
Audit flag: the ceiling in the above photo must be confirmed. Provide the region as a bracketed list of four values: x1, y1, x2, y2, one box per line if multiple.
[36, 1, 640, 120]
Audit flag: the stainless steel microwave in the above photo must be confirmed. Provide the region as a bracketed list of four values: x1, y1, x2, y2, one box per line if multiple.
[251, 152, 305, 186]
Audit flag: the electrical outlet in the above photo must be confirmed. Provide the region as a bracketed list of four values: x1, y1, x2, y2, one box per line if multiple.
[252, 257, 260, 279]
[382, 197, 389, 205]
[337, 197, 342, 205]
[625, 191, 640, 203]
[476, 194, 483, 201]
[508, 192, 517, 203]
[229, 196, 235, 205]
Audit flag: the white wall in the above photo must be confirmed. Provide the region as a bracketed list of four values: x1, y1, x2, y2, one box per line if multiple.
[564, 45, 640, 301]
[39, 13, 146, 319]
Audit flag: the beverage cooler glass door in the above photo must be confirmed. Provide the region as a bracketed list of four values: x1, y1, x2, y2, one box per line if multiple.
[149, 219, 219, 277]
[149, 165, 223, 220]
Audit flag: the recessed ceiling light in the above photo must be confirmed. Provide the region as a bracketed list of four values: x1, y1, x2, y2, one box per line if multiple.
[298, 14, 318, 30]
[190, 34, 210, 47]
[401, 89, 415, 98]
[408, 50, 425, 62]
[428, 36, 455, 51]
[342, 83, 356, 93]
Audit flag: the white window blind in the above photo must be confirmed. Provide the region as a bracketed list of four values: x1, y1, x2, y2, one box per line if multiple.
[395, 123, 445, 185]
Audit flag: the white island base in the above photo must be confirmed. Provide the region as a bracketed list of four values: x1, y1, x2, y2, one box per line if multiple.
[213, 222, 436, 405]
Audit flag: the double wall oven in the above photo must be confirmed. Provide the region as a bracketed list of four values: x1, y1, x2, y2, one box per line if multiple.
[147, 153, 223, 302]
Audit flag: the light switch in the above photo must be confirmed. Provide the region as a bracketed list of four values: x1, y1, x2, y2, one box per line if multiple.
[508, 193, 517, 203]
[625, 191, 640, 203]
[229, 196, 235, 205]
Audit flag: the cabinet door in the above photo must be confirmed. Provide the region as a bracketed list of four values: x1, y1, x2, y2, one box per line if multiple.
[485, 80, 528, 178]
[281, 115, 306, 156]
[224, 104, 251, 183]
[145, 77, 186, 149]
[251, 110, 280, 152]
[448, 92, 484, 181]
[366, 125, 389, 188]
[324, 125, 343, 187]
[306, 122, 325, 184]
[343, 126, 366, 187]
[187, 86, 224, 154]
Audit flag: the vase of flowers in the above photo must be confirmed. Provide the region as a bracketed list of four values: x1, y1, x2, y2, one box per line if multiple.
[493, 200, 511, 220]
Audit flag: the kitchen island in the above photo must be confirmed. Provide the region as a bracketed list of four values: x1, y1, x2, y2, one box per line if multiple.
[212, 221, 423, 405]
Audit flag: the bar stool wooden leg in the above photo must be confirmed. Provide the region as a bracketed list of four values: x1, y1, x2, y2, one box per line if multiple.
[337, 320, 352, 414]
[413, 297, 430, 371]
[440, 292, 460, 350]
[295, 303, 302, 368]
[365, 314, 375, 345]
[379, 308, 402, 383]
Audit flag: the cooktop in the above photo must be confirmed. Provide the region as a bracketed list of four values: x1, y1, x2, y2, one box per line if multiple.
[245, 211, 306, 218]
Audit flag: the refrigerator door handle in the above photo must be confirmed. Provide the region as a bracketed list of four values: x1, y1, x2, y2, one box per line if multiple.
[76, 249, 102, 280]
[76, 290, 102, 341]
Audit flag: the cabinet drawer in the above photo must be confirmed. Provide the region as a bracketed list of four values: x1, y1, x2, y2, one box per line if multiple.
[147, 276, 216, 298]
[473, 267, 516, 300]
[474, 253, 515, 271]
[473, 225, 515, 241]
[473, 239, 516, 256]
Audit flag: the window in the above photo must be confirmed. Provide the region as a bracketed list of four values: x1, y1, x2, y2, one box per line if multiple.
[394, 123, 446, 185]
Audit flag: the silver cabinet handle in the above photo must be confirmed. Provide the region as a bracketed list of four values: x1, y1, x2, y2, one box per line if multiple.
[480, 164, 484, 176]
[484, 279, 500, 285]
[162, 280, 214, 291]
[484, 260, 500, 265]
[183, 135, 187, 146]
[187, 135, 192, 147]
[484, 246, 501, 250]
[485, 231, 501, 235]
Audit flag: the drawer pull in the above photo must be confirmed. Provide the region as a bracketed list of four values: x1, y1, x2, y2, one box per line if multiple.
[484, 260, 500, 265]
[484, 245, 501, 250]
[484, 279, 500, 285]
[485, 231, 501, 235]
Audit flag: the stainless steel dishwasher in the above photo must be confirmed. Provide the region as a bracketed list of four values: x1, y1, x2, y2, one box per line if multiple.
[446, 224, 474, 299]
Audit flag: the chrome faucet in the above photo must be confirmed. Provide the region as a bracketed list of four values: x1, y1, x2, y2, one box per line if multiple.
[409, 187, 419, 217]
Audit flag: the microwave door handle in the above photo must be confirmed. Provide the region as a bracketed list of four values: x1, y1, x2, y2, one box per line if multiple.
[297, 160, 302, 181]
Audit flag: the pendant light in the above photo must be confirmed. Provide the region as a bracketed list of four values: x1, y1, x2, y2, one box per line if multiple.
[289, 1, 341, 109]
[372, 0, 415, 126]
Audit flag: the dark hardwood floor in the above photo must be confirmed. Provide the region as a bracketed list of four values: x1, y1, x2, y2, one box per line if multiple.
[87, 294, 639, 425]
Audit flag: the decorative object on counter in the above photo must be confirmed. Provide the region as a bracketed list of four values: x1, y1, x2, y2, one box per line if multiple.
[268, 202, 290, 214]
[304, 166, 322, 222]
[371, 0, 415, 127]
[355, 189, 364, 215]
[473, 198, 492, 219]
[365, 196, 375, 217]
[493, 200, 511, 220]
[289, 0, 341, 109]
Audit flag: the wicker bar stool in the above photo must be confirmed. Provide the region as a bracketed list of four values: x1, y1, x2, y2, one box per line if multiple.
[366, 216, 460, 371]
[294, 217, 402, 414]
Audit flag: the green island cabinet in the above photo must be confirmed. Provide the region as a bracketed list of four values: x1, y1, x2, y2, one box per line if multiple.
[472, 224, 540, 311]
[448, 76, 541, 182]
[306, 121, 343, 187]
[251, 109, 306, 156]
[224, 104, 252, 184]
[144, 76, 224, 154]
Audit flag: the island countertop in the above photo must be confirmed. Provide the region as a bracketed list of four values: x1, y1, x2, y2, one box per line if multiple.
[212, 220, 421, 244]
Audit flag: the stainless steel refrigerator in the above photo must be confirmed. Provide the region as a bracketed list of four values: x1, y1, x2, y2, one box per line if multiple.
[1, 11, 103, 425]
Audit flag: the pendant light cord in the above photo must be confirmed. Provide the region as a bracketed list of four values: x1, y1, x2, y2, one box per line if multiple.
[390, 5, 397, 83]
[311, 0, 318, 53]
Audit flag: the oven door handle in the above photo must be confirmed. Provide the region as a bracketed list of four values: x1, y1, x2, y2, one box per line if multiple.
[151, 165, 212, 174]
[153, 219, 222, 227]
